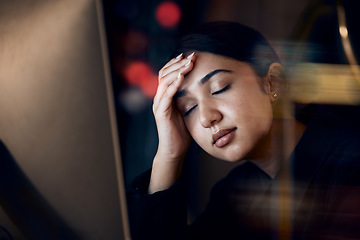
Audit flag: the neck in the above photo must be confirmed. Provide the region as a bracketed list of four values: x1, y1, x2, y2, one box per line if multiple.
[250, 118, 306, 179]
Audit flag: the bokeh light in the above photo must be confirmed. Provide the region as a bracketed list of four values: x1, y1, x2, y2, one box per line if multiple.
[124, 61, 158, 98]
[155, 1, 181, 29]
[123, 30, 149, 56]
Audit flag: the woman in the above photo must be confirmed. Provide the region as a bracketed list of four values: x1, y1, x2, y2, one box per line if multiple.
[128, 21, 360, 240]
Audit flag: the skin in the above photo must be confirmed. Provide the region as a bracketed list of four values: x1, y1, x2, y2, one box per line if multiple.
[149, 52, 304, 194]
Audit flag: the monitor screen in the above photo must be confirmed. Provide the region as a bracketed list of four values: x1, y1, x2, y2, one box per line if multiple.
[0, 0, 130, 239]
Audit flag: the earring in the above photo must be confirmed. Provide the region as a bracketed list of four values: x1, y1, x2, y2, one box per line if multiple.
[273, 93, 278, 98]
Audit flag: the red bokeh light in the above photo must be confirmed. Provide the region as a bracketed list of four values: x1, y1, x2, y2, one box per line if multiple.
[155, 1, 181, 29]
[124, 61, 158, 98]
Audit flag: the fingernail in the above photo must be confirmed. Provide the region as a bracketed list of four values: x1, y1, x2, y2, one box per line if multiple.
[184, 59, 191, 67]
[177, 72, 182, 79]
[176, 53, 183, 59]
[187, 52, 195, 59]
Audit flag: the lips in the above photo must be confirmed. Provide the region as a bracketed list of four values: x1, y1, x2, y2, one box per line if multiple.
[212, 128, 236, 148]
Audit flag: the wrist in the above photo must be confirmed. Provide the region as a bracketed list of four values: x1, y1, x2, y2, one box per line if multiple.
[148, 154, 184, 194]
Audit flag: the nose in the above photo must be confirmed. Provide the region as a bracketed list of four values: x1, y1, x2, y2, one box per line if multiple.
[199, 103, 222, 128]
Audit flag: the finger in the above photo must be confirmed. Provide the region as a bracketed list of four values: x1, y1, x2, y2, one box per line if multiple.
[160, 53, 195, 80]
[154, 56, 195, 108]
[159, 59, 194, 90]
[154, 78, 182, 117]
[159, 59, 187, 81]
[153, 72, 177, 112]
[154, 53, 195, 113]
[153, 82, 167, 109]
[154, 72, 183, 115]
[163, 53, 183, 69]
[154, 70, 179, 102]
[158, 53, 183, 79]
[165, 72, 184, 99]
[177, 58, 194, 77]
[153, 76, 178, 113]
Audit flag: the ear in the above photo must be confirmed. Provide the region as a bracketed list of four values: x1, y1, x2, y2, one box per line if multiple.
[264, 62, 284, 103]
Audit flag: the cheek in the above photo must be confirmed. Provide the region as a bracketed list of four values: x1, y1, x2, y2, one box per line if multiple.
[234, 101, 273, 138]
[231, 88, 273, 121]
[185, 119, 210, 148]
[228, 97, 273, 143]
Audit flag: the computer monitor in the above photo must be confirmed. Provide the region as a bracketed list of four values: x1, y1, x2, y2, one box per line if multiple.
[0, 0, 130, 239]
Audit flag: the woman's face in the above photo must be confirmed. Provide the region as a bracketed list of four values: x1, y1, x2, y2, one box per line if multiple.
[175, 52, 274, 162]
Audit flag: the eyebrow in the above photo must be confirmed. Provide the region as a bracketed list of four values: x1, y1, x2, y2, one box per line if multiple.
[174, 69, 232, 99]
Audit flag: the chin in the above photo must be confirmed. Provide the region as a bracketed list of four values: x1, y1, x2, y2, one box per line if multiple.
[202, 142, 251, 162]
[215, 149, 248, 162]
[223, 155, 245, 162]
[229, 144, 255, 161]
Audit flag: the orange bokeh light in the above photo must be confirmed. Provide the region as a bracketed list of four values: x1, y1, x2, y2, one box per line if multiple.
[124, 61, 158, 98]
[155, 1, 181, 29]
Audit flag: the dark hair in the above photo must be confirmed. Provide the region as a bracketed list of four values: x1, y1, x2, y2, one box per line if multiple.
[172, 21, 280, 77]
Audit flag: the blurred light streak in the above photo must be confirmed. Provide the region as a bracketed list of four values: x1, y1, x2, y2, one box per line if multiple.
[339, 25, 348, 38]
[336, 1, 360, 88]
[155, 1, 181, 29]
[289, 63, 360, 105]
[278, 102, 295, 240]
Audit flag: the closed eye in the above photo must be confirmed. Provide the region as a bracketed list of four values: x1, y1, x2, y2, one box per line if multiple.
[184, 105, 197, 117]
[212, 85, 230, 95]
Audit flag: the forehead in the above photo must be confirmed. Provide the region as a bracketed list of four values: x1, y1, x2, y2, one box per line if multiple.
[180, 52, 249, 91]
